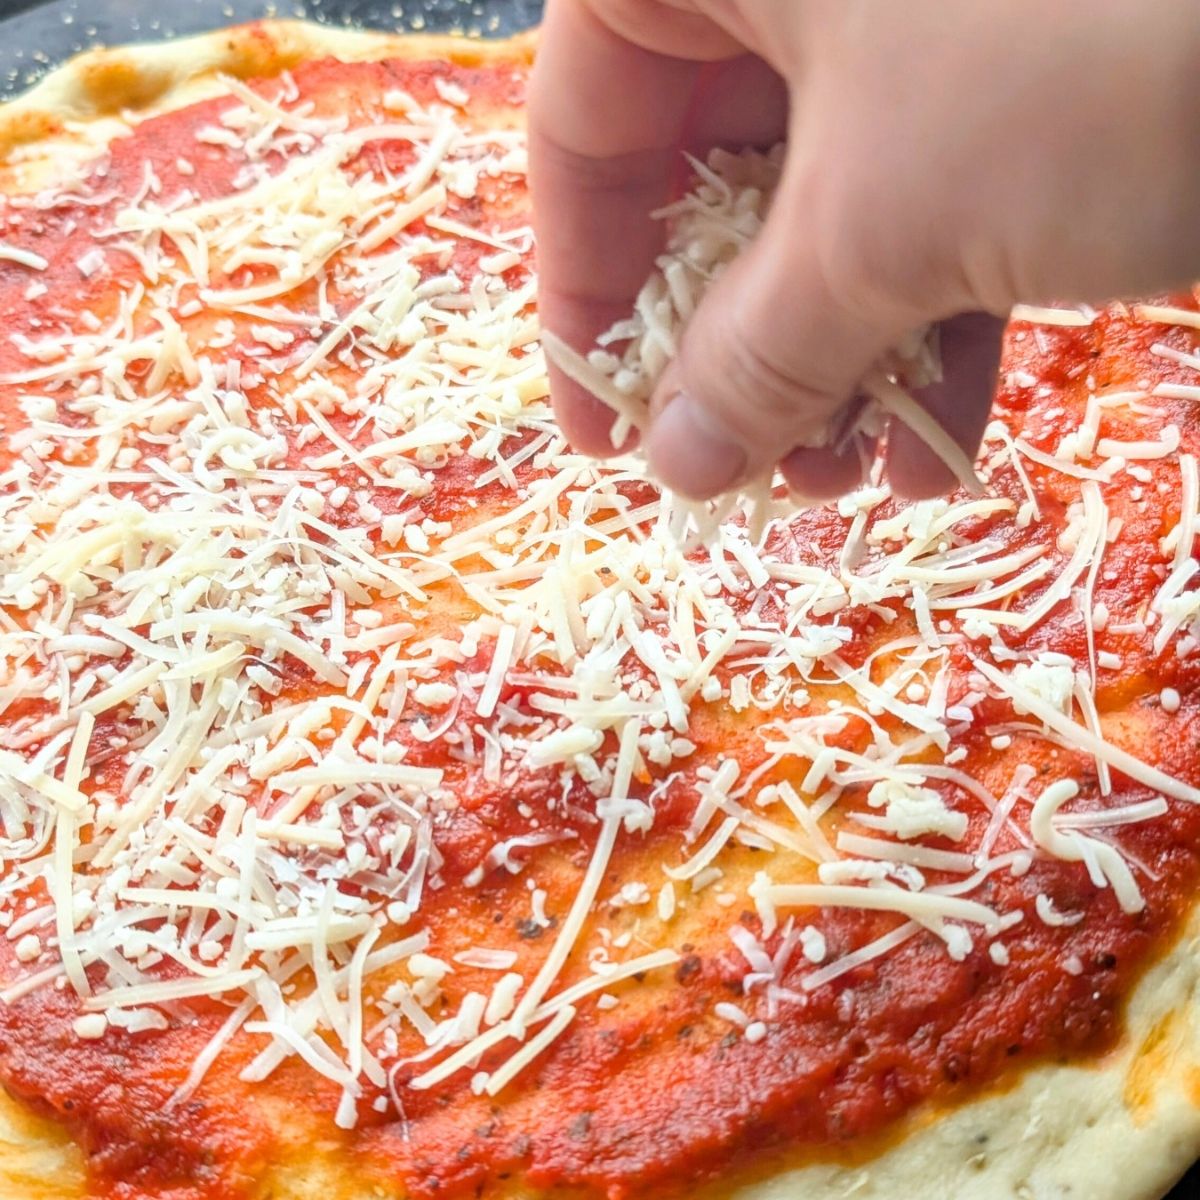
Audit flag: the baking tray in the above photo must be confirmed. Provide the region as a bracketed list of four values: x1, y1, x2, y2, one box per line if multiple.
[0, 0, 1195, 1196]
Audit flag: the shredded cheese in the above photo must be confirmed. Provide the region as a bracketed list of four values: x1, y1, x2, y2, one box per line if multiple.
[541, 146, 975, 539]
[0, 57, 1191, 1141]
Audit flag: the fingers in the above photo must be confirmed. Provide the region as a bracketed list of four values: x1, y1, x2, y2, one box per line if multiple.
[780, 435, 873, 502]
[685, 56, 788, 151]
[643, 151, 916, 499]
[529, 1, 699, 456]
[780, 399, 876, 499]
[532, 2, 1003, 502]
[885, 312, 1006, 498]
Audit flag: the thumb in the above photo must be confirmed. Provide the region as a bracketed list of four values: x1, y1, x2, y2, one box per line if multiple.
[643, 155, 920, 501]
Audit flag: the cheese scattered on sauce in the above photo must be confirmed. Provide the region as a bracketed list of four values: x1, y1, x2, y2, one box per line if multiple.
[0, 60, 1196, 1140]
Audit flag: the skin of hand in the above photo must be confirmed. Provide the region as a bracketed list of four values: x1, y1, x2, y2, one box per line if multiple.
[529, 0, 1200, 501]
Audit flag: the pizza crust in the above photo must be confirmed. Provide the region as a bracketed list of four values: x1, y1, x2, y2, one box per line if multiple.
[717, 904, 1200, 1200]
[6, 905, 1195, 1200]
[0, 18, 1197, 1200]
[0, 18, 534, 193]
[0, 1088, 83, 1200]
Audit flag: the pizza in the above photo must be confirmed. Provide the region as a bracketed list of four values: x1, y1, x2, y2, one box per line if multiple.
[0, 17, 1199, 1200]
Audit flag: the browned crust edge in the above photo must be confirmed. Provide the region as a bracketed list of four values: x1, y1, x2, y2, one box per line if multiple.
[0, 18, 536, 158]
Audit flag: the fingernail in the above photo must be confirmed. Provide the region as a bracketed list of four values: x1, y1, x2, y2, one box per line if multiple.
[646, 392, 748, 499]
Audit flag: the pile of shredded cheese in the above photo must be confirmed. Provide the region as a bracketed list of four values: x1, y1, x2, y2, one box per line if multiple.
[542, 144, 981, 538]
[0, 64, 1197, 1139]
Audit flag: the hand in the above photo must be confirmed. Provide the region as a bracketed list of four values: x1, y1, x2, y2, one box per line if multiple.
[530, 0, 1200, 501]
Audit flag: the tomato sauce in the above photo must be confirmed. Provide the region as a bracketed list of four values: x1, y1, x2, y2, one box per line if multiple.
[1, 51, 1199, 1200]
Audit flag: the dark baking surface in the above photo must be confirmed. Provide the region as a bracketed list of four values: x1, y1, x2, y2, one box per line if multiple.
[0, 0, 1195, 1197]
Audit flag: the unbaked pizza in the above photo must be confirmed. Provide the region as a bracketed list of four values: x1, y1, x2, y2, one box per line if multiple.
[0, 18, 1199, 1200]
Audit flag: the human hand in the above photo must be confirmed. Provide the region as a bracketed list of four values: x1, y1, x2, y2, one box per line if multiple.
[530, 0, 1200, 501]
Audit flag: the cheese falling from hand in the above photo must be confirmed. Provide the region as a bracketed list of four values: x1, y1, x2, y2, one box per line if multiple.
[541, 145, 982, 538]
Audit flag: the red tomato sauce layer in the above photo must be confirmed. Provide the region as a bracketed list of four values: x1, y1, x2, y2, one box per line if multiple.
[0, 50, 1198, 1200]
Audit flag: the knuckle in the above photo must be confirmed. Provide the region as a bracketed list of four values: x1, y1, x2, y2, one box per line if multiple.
[954, 238, 1028, 314]
[532, 133, 666, 197]
[683, 316, 833, 440]
[817, 221, 936, 325]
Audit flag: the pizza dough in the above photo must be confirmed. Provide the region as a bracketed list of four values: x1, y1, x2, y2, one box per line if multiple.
[0, 19, 1198, 1200]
